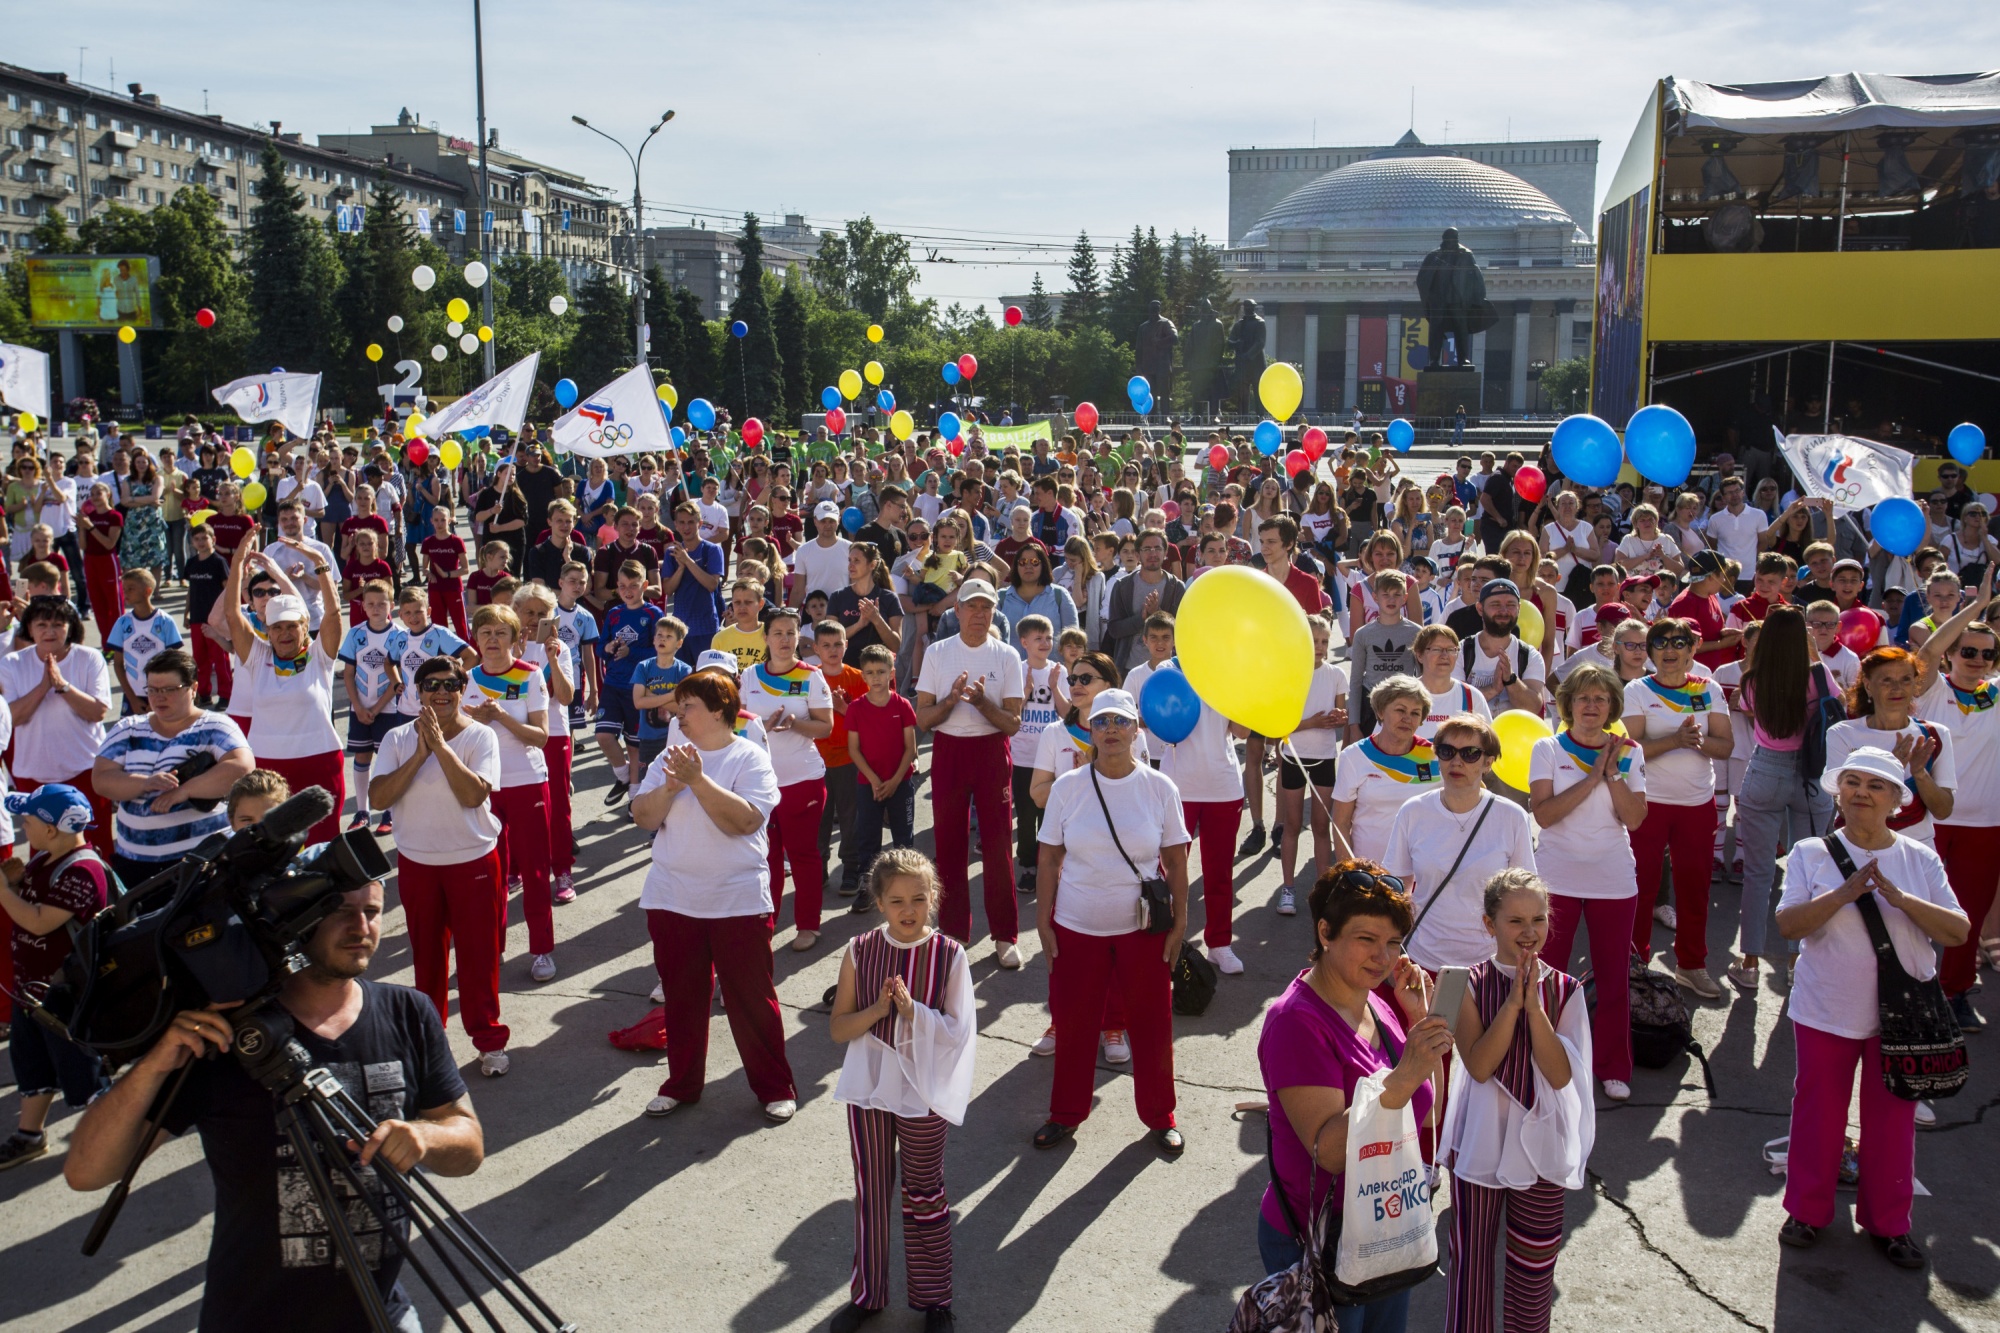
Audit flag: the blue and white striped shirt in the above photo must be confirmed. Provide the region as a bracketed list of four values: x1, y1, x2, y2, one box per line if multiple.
[97, 711, 249, 862]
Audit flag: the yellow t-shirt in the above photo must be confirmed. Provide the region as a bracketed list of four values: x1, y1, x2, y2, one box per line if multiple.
[922, 550, 969, 590]
[713, 623, 768, 671]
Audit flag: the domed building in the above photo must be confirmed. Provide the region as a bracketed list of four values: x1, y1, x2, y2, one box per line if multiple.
[1225, 132, 1599, 415]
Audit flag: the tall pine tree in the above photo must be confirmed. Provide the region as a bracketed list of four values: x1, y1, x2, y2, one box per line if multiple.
[673, 287, 721, 406]
[1060, 231, 1100, 332]
[644, 263, 686, 390]
[566, 269, 632, 393]
[724, 214, 784, 420]
[245, 141, 343, 377]
[772, 279, 810, 423]
[150, 187, 251, 406]
[1024, 272, 1054, 330]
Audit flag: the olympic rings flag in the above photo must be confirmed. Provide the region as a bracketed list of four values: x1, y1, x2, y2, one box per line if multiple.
[414, 352, 540, 441]
[549, 363, 674, 459]
[1777, 430, 1916, 513]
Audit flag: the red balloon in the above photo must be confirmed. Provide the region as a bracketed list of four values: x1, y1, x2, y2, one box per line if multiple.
[1301, 426, 1328, 461]
[1837, 607, 1884, 657]
[1514, 464, 1547, 503]
[194, 307, 217, 329]
[948, 438, 965, 457]
[1284, 449, 1310, 476]
[1074, 402, 1099, 434]
[824, 407, 846, 435]
[405, 440, 430, 466]
[1207, 443, 1229, 471]
[1004, 305, 1023, 327]
[956, 353, 978, 380]
[741, 417, 764, 448]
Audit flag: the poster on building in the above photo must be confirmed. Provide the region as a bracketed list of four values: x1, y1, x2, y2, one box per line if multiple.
[1399, 318, 1431, 377]
[25, 255, 160, 330]
[1358, 317, 1389, 380]
[1591, 186, 1649, 430]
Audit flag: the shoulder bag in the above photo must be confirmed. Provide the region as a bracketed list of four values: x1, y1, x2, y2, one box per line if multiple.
[1089, 761, 1173, 935]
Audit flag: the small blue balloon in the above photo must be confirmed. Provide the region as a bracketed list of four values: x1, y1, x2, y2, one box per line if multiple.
[1624, 403, 1697, 487]
[1386, 418, 1415, 453]
[272, 366, 285, 373]
[730, 320, 748, 338]
[553, 378, 578, 409]
[687, 398, 716, 432]
[1140, 666, 1202, 745]
[671, 425, 687, 449]
[876, 389, 896, 413]
[1949, 422, 1987, 468]
[1871, 496, 1928, 558]
[941, 363, 962, 386]
[841, 505, 864, 534]
[938, 411, 963, 441]
[1253, 420, 1283, 455]
[1133, 391, 1154, 415]
[1550, 413, 1624, 489]
[820, 385, 841, 410]
[1126, 375, 1151, 410]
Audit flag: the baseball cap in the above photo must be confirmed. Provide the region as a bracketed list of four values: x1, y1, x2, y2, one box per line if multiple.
[813, 501, 841, 522]
[1478, 578, 1521, 603]
[1680, 549, 1730, 585]
[956, 578, 998, 605]
[264, 594, 310, 625]
[1088, 688, 1141, 723]
[694, 648, 739, 675]
[1830, 558, 1866, 576]
[5, 783, 96, 833]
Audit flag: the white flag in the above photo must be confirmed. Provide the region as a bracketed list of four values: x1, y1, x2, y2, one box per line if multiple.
[418, 352, 540, 441]
[0, 342, 52, 420]
[212, 371, 322, 439]
[1779, 432, 1916, 513]
[549, 363, 671, 459]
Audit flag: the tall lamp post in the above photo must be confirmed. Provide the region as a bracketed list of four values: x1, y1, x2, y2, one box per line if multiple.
[571, 111, 675, 367]
[472, 0, 495, 379]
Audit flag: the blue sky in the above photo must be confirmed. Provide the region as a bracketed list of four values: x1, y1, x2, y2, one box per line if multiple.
[18, 2, 1998, 310]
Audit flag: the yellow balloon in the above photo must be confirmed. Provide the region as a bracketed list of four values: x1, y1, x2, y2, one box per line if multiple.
[188, 507, 211, 527]
[477, 325, 493, 343]
[656, 384, 673, 404]
[16, 411, 37, 433]
[1517, 599, 1545, 648]
[446, 297, 471, 322]
[240, 481, 268, 511]
[117, 325, 137, 344]
[1258, 362, 1303, 421]
[440, 440, 464, 469]
[405, 414, 426, 437]
[866, 324, 885, 344]
[838, 369, 863, 401]
[864, 360, 885, 386]
[1490, 709, 1554, 791]
[889, 409, 914, 441]
[365, 343, 384, 362]
[230, 447, 256, 478]
[1176, 566, 1313, 737]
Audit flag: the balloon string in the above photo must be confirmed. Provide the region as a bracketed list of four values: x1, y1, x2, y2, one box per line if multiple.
[1276, 734, 1356, 865]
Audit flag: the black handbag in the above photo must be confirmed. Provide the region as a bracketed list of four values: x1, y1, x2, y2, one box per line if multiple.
[1818, 836, 1968, 1101]
[1089, 762, 1173, 935]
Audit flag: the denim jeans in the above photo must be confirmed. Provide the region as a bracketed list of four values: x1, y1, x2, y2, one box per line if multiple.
[1258, 1211, 1305, 1276]
[852, 775, 916, 880]
[1734, 747, 1829, 957]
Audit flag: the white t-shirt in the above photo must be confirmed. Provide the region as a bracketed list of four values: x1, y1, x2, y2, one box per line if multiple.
[37, 477, 76, 535]
[243, 640, 342, 760]
[1129, 659, 1246, 801]
[107, 609, 185, 685]
[1029, 714, 1148, 777]
[1914, 670, 2000, 827]
[1566, 603, 1623, 652]
[637, 736, 782, 918]
[1705, 506, 1764, 573]
[697, 500, 729, 544]
[741, 661, 833, 787]
[1713, 661, 1754, 766]
[1464, 636, 1549, 694]
[1419, 679, 1490, 743]
[1615, 532, 1680, 578]
[664, 709, 769, 751]
[1039, 763, 1190, 936]
[1824, 718, 1957, 847]
[467, 658, 550, 787]
[1528, 733, 1647, 899]
[3, 645, 112, 781]
[792, 536, 852, 600]
[264, 535, 339, 630]
[1622, 673, 1723, 807]
[1544, 520, 1596, 580]
[521, 639, 573, 740]
[374, 718, 504, 863]
[1779, 833, 1959, 1040]
[1382, 791, 1540, 972]
[1332, 735, 1443, 864]
[1284, 663, 1351, 761]
[916, 632, 1025, 738]
[1014, 662, 1063, 765]
[277, 476, 327, 515]
[1816, 643, 1861, 694]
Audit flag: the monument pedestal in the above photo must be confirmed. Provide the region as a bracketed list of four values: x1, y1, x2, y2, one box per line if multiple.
[1417, 369, 1482, 420]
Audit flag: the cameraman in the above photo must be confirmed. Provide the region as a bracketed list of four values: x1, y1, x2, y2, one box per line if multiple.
[65, 871, 484, 1332]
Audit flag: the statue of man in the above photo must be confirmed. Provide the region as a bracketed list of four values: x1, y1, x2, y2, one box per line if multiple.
[1415, 227, 1498, 369]
[1227, 300, 1267, 412]
[1181, 298, 1227, 413]
[1133, 300, 1178, 411]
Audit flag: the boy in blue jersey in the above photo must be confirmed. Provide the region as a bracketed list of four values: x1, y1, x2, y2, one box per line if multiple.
[554, 561, 600, 729]
[338, 579, 403, 832]
[596, 560, 663, 803]
[631, 615, 690, 773]
[106, 568, 185, 714]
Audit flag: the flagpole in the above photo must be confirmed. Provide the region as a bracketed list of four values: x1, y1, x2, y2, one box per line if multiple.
[473, 0, 496, 380]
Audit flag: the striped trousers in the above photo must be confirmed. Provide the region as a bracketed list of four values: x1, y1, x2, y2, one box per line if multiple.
[847, 1105, 952, 1312]
[1445, 1178, 1565, 1333]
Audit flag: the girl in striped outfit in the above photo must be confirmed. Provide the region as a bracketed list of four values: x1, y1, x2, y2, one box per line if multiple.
[1439, 868, 1595, 1333]
[828, 849, 977, 1333]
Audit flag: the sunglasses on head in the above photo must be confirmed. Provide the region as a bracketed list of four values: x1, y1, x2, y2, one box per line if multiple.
[1958, 645, 1999, 662]
[1321, 868, 1406, 902]
[420, 678, 464, 693]
[1432, 742, 1489, 764]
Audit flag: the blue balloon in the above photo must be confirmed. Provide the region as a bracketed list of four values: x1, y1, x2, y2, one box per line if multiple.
[670, 425, 687, 449]
[938, 411, 963, 441]
[730, 320, 748, 338]
[876, 389, 896, 413]
[1386, 418, 1415, 453]
[687, 397, 717, 432]
[841, 506, 864, 534]
[941, 362, 962, 386]
[1550, 413, 1624, 488]
[1624, 403, 1696, 487]
[1126, 375, 1151, 410]
[553, 378, 578, 409]
[1133, 391, 1154, 415]
[1253, 420, 1283, 455]
[1872, 496, 1927, 558]
[271, 366, 284, 373]
[1949, 422, 1987, 468]
[820, 385, 841, 410]
[1140, 666, 1202, 745]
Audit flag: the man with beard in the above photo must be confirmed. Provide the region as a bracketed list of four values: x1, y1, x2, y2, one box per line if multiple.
[1462, 578, 1548, 714]
[263, 499, 342, 635]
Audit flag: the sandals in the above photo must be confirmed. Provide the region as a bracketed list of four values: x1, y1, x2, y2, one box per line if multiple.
[1778, 1217, 1819, 1249]
[1152, 1126, 1186, 1158]
[1032, 1120, 1077, 1150]
[1873, 1232, 1926, 1270]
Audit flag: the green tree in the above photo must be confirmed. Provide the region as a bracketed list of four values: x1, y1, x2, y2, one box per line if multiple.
[1172, 231, 1229, 325]
[772, 277, 810, 423]
[489, 254, 573, 385]
[672, 287, 722, 406]
[1023, 272, 1054, 331]
[1103, 225, 1165, 349]
[1060, 231, 1100, 332]
[1540, 356, 1590, 414]
[642, 262, 684, 388]
[724, 214, 784, 420]
[149, 187, 252, 406]
[331, 186, 424, 414]
[809, 217, 916, 320]
[244, 142, 343, 377]
[565, 269, 632, 393]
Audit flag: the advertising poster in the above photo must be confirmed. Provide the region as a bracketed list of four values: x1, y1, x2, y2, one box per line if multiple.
[1591, 188, 1649, 429]
[26, 254, 160, 330]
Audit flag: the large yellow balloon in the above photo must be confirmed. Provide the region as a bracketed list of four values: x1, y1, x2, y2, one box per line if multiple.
[240, 481, 268, 511]
[1517, 599, 1545, 648]
[16, 411, 37, 433]
[405, 414, 427, 437]
[117, 325, 137, 344]
[657, 383, 678, 409]
[365, 343, 384, 362]
[866, 324, 885, 344]
[440, 439, 464, 469]
[889, 409, 914, 441]
[1490, 709, 1553, 791]
[1176, 566, 1313, 737]
[838, 368, 863, 401]
[446, 297, 471, 322]
[230, 447, 256, 478]
[1258, 362, 1303, 421]
[864, 360, 885, 386]
[188, 507, 211, 527]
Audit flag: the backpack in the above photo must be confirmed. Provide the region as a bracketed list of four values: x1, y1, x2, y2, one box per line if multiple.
[1461, 637, 1531, 684]
[1625, 953, 1717, 1095]
[1797, 663, 1848, 784]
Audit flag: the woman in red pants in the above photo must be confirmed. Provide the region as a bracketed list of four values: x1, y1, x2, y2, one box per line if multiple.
[512, 583, 578, 901]
[740, 608, 833, 952]
[80, 482, 126, 645]
[369, 655, 512, 1078]
[464, 603, 554, 984]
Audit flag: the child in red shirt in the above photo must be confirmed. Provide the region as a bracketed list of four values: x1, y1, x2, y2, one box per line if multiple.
[422, 504, 470, 639]
[340, 529, 396, 626]
[465, 540, 510, 609]
[843, 643, 919, 909]
[812, 620, 871, 897]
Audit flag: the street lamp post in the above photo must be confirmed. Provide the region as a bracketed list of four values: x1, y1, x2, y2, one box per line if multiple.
[571, 111, 675, 368]
[472, 0, 495, 379]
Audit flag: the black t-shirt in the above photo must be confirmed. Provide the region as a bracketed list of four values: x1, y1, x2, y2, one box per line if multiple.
[826, 585, 906, 663]
[1446, 604, 1485, 641]
[185, 553, 229, 627]
[159, 982, 467, 1333]
[193, 466, 230, 501]
[1481, 471, 1518, 535]
[515, 465, 561, 538]
[591, 540, 659, 598]
[853, 521, 908, 567]
[524, 536, 589, 590]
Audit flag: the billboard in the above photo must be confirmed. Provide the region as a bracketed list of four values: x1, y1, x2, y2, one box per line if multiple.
[26, 254, 161, 330]
[1590, 188, 1649, 429]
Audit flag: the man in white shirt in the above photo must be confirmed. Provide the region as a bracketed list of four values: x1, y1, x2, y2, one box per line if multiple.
[264, 499, 340, 632]
[275, 458, 326, 525]
[1704, 476, 1766, 594]
[914, 579, 1025, 963]
[792, 502, 853, 608]
[696, 477, 730, 545]
[1465, 578, 1549, 714]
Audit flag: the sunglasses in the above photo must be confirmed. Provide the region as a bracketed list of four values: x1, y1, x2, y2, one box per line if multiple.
[1068, 673, 1102, 688]
[1958, 645, 1999, 662]
[1090, 714, 1138, 729]
[1322, 868, 1407, 901]
[1651, 635, 1696, 650]
[420, 678, 465, 693]
[1432, 742, 1490, 764]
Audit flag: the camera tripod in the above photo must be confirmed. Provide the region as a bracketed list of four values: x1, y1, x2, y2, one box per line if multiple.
[83, 1005, 576, 1333]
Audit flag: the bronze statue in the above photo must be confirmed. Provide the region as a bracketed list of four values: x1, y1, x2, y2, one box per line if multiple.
[1414, 228, 1498, 369]
[1227, 299, 1267, 412]
[1133, 300, 1179, 410]
[1181, 297, 1226, 412]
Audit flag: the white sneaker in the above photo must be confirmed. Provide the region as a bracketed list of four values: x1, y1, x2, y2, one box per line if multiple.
[649, 980, 665, 1004]
[529, 953, 557, 983]
[479, 1050, 510, 1078]
[762, 1099, 798, 1123]
[1209, 945, 1245, 975]
[1602, 1079, 1631, 1102]
[1102, 1030, 1132, 1064]
[1726, 960, 1759, 992]
[996, 941, 1023, 970]
[1675, 966, 1722, 1000]
[1654, 903, 1678, 930]
[1031, 1025, 1057, 1057]
[644, 1095, 681, 1118]
[1276, 887, 1296, 916]
[1915, 1101, 1936, 1128]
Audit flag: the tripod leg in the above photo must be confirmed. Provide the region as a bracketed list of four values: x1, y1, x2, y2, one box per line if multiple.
[82, 1059, 194, 1257]
[276, 1103, 399, 1333]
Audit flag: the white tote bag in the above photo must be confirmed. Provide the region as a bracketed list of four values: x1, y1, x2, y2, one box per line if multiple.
[1334, 1070, 1439, 1287]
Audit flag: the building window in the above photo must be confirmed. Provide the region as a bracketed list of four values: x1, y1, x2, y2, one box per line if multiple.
[65, 174, 77, 191]
[4, 95, 15, 111]
[60, 139, 73, 158]
[65, 206, 79, 222]
[226, 174, 236, 189]
[58, 106, 72, 124]
[227, 204, 239, 219]
[153, 160, 162, 176]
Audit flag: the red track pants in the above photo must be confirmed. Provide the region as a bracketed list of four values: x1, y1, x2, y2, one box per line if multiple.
[544, 737, 574, 876]
[1048, 922, 1176, 1129]
[646, 908, 796, 1104]
[258, 750, 347, 846]
[767, 778, 827, 934]
[1630, 798, 1717, 970]
[930, 732, 1018, 945]
[1182, 799, 1243, 948]
[491, 781, 554, 954]
[1936, 822, 2000, 997]
[397, 849, 509, 1052]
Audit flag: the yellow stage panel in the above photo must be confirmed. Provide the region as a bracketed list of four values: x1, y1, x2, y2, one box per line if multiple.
[1647, 251, 2000, 343]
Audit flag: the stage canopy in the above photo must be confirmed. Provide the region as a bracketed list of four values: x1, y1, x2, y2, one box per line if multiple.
[1664, 72, 2000, 135]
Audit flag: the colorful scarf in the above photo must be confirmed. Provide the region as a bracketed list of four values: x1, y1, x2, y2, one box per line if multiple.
[1638, 674, 1711, 713]
[270, 650, 311, 678]
[471, 659, 537, 701]
[1949, 679, 1998, 714]
[750, 661, 818, 697]
[1360, 735, 1437, 783]
[1557, 729, 1632, 777]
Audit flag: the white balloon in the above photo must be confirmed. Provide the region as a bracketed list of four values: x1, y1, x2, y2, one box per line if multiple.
[548, 295, 569, 316]
[430, 344, 448, 362]
[459, 333, 479, 354]
[411, 265, 436, 292]
[386, 314, 405, 332]
[463, 260, 489, 289]
[447, 321, 464, 337]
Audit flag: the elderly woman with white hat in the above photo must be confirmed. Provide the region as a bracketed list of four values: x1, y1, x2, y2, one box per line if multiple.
[1774, 745, 1968, 1271]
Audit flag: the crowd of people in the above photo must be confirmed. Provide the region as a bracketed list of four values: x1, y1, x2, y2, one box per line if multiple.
[0, 408, 1988, 1333]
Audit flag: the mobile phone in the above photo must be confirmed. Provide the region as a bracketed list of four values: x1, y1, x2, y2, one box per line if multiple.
[1427, 966, 1471, 1022]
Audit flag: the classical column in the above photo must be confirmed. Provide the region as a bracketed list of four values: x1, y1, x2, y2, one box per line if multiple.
[1264, 304, 1280, 366]
[1555, 302, 1576, 364]
[1385, 313, 1402, 380]
[1343, 310, 1360, 412]
[1303, 310, 1320, 413]
[1510, 305, 1531, 412]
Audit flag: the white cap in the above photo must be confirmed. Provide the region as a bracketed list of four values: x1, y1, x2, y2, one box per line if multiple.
[1819, 744, 1907, 795]
[694, 649, 739, 676]
[1088, 688, 1141, 723]
[813, 500, 841, 522]
[264, 594, 309, 626]
[956, 578, 998, 605]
